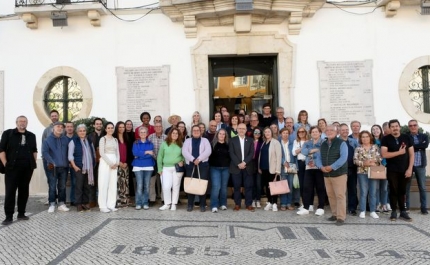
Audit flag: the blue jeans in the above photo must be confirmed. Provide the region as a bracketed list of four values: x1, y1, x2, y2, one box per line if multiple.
[406, 166, 427, 210]
[280, 173, 294, 207]
[252, 171, 262, 201]
[376, 179, 388, 206]
[210, 167, 230, 208]
[68, 166, 76, 203]
[358, 173, 379, 212]
[48, 167, 67, 205]
[134, 170, 153, 207]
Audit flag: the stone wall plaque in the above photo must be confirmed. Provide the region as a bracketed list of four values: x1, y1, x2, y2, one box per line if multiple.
[318, 60, 375, 125]
[0, 71, 3, 136]
[116, 66, 170, 127]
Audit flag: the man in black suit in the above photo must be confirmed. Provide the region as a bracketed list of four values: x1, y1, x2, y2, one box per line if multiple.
[229, 123, 255, 212]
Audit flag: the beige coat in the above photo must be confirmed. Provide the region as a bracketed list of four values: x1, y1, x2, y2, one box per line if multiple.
[258, 139, 282, 174]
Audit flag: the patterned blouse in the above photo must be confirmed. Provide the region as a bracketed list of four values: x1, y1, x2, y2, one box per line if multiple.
[353, 144, 382, 174]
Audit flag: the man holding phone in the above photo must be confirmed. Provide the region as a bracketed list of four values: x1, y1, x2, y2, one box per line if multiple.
[381, 119, 414, 222]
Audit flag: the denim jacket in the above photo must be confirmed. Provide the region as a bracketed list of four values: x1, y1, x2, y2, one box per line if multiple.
[301, 138, 324, 167]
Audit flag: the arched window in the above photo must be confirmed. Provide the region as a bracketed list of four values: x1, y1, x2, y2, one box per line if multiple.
[44, 76, 83, 122]
[409, 65, 430, 114]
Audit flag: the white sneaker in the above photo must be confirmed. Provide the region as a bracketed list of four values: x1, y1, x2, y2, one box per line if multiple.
[359, 211, 365, 218]
[315, 208, 324, 216]
[100, 208, 110, 213]
[256, 201, 261, 208]
[143, 205, 149, 210]
[135, 205, 142, 210]
[221, 205, 227, 211]
[370, 212, 379, 219]
[252, 201, 256, 208]
[170, 205, 176, 211]
[212, 207, 218, 213]
[109, 208, 118, 212]
[48, 206, 55, 213]
[58, 205, 70, 212]
[272, 203, 278, 212]
[159, 204, 170, 211]
[264, 203, 272, 211]
[386, 204, 392, 211]
[297, 208, 310, 215]
[309, 205, 314, 212]
[298, 205, 304, 210]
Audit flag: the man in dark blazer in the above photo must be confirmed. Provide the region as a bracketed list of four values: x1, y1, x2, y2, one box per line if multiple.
[229, 123, 255, 211]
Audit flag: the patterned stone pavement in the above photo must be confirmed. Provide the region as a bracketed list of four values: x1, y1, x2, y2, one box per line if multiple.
[0, 196, 429, 264]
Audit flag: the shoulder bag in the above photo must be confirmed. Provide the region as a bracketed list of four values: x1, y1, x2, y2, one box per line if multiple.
[368, 165, 386, 179]
[184, 165, 208, 195]
[269, 174, 290, 195]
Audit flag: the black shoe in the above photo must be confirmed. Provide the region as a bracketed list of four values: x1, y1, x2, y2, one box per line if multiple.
[149, 201, 155, 207]
[2, 217, 13, 225]
[187, 206, 193, 212]
[70, 202, 76, 207]
[390, 211, 397, 221]
[200, 207, 206, 212]
[327, 216, 337, 221]
[294, 202, 300, 207]
[421, 209, 428, 215]
[348, 210, 357, 216]
[400, 211, 412, 222]
[335, 219, 344, 226]
[17, 215, 29, 221]
[194, 202, 199, 206]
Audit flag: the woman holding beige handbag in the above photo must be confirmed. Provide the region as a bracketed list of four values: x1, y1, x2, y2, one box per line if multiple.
[182, 125, 212, 212]
[259, 127, 282, 212]
[353, 130, 383, 219]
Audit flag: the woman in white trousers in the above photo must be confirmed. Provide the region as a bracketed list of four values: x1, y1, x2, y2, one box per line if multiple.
[157, 128, 184, 211]
[98, 122, 120, 213]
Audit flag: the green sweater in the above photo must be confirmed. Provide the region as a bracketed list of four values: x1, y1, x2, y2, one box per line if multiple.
[157, 141, 184, 173]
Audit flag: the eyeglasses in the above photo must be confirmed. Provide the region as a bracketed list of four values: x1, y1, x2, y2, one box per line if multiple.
[254, 132, 261, 135]
[409, 124, 418, 127]
[154, 120, 162, 122]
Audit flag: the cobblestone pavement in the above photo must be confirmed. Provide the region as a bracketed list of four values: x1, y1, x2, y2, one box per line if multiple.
[0, 196, 430, 264]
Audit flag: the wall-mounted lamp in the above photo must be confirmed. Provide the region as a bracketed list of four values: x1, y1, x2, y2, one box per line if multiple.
[51, 11, 68, 27]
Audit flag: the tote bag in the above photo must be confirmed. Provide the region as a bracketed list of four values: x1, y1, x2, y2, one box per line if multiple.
[184, 165, 208, 195]
[269, 174, 290, 195]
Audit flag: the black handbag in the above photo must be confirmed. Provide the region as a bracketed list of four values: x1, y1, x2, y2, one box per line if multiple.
[0, 161, 5, 174]
[175, 163, 185, 173]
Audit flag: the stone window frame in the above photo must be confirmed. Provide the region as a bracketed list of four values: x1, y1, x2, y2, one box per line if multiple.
[33, 66, 93, 127]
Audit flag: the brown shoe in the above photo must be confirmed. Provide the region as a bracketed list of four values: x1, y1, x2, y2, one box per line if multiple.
[89, 201, 97, 208]
[82, 204, 91, 212]
[77, 205, 83, 212]
[280, 206, 287, 211]
[287, 206, 295, 210]
[246, 206, 255, 212]
[233, 205, 240, 211]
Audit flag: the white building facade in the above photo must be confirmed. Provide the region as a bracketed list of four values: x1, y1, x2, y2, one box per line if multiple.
[1, 0, 430, 194]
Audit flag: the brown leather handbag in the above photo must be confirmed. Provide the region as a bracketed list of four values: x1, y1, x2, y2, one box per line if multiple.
[368, 165, 386, 179]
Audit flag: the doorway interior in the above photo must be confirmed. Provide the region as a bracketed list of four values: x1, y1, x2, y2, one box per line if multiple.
[208, 55, 278, 118]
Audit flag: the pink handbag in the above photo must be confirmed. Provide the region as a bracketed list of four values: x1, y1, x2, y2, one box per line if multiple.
[269, 175, 290, 195]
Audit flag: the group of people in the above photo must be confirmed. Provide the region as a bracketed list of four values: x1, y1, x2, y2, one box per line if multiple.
[0, 104, 428, 226]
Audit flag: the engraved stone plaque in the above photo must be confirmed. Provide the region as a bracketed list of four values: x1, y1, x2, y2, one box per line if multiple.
[318, 60, 375, 125]
[116, 66, 170, 127]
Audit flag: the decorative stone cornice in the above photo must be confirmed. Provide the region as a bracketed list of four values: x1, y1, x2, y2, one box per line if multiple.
[159, 0, 326, 37]
[15, 3, 107, 29]
[377, 0, 401, 17]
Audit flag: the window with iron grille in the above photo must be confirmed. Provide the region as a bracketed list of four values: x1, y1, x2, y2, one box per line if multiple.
[44, 76, 83, 122]
[409, 65, 430, 113]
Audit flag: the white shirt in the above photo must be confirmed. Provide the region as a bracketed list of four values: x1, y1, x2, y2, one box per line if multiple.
[282, 141, 290, 162]
[239, 136, 245, 161]
[292, 140, 306, 161]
